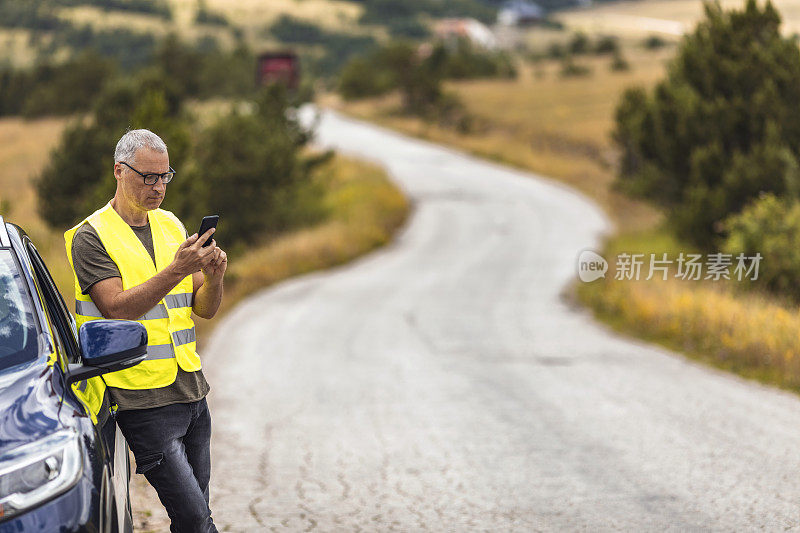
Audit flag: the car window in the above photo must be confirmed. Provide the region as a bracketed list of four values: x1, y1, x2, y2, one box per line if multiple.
[0, 249, 39, 370]
[26, 243, 80, 364]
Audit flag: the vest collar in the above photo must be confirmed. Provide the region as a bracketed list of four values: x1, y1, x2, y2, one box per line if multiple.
[98, 202, 170, 273]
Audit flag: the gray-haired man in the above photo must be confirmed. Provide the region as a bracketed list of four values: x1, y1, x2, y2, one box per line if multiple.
[66, 129, 225, 531]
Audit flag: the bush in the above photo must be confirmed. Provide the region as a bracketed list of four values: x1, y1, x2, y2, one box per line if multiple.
[609, 50, 629, 71]
[269, 15, 326, 43]
[194, 0, 227, 26]
[643, 35, 667, 50]
[594, 35, 619, 55]
[429, 39, 517, 80]
[357, 0, 495, 26]
[338, 57, 395, 100]
[59, 0, 172, 18]
[546, 42, 566, 59]
[386, 17, 430, 38]
[568, 32, 591, 55]
[560, 56, 591, 77]
[723, 193, 800, 299]
[613, 0, 800, 248]
[337, 37, 515, 101]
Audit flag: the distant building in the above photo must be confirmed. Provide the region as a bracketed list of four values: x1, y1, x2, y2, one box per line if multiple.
[256, 51, 300, 90]
[497, 0, 544, 26]
[433, 18, 498, 49]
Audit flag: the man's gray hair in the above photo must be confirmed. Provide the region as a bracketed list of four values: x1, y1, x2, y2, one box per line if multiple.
[114, 129, 167, 164]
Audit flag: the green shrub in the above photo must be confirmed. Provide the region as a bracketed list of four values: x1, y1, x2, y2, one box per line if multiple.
[643, 35, 667, 49]
[338, 57, 395, 100]
[594, 35, 619, 55]
[568, 32, 590, 55]
[430, 39, 517, 80]
[560, 56, 592, 77]
[546, 42, 566, 59]
[609, 50, 629, 71]
[195, 0, 227, 25]
[723, 193, 800, 299]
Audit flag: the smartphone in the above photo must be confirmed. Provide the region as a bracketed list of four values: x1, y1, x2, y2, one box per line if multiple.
[197, 215, 219, 247]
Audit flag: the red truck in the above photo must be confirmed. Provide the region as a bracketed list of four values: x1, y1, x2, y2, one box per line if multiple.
[257, 52, 300, 90]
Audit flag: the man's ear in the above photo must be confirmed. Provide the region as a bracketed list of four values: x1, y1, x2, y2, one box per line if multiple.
[113, 163, 124, 182]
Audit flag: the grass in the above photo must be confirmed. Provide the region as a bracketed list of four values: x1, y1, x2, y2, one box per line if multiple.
[0, 116, 74, 290]
[330, 37, 800, 395]
[576, 225, 800, 393]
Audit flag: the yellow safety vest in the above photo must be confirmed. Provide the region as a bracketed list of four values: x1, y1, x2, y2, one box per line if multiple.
[64, 202, 201, 420]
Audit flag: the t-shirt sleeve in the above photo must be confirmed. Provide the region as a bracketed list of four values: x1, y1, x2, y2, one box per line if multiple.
[71, 223, 122, 295]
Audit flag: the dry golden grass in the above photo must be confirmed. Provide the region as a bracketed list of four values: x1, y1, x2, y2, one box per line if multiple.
[576, 227, 800, 392]
[556, 0, 800, 38]
[198, 0, 363, 31]
[0, 116, 74, 290]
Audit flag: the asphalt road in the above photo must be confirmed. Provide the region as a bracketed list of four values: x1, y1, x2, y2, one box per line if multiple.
[202, 107, 800, 531]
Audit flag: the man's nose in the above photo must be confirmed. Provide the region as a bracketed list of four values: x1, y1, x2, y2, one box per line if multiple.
[153, 178, 167, 193]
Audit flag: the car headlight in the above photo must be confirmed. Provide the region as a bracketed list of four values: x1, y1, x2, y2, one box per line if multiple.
[0, 429, 82, 520]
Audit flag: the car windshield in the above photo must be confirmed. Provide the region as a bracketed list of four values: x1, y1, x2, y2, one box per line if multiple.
[0, 249, 39, 370]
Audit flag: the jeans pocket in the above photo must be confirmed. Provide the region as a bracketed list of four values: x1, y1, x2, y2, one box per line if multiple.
[135, 451, 164, 474]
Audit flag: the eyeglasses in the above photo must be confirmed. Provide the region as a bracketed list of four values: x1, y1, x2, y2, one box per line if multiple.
[119, 161, 176, 185]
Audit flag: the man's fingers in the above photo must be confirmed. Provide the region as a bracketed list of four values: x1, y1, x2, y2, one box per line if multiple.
[181, 233, 199, 248]
[191, 228, 215, 250]
[201, 227, 216, 243]
[200, 240, 217, 257]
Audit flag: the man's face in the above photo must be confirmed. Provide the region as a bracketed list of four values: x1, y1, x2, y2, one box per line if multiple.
[115, 148, 169, 212]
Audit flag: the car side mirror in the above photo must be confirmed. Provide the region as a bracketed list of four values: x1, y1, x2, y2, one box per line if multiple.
[66, 320, 148, 386]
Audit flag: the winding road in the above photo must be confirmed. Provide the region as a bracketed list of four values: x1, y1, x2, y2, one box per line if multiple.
[201, 108, 800, 531]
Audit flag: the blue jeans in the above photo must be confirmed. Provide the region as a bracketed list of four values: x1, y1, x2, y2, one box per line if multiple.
[115, 397, 218, 533]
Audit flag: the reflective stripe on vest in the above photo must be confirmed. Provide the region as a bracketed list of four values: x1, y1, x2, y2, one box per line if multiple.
[165, 293, 192, 309]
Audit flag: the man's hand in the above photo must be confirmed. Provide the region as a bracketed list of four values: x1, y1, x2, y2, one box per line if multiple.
[192, 238, 226, 319]
[201, 241, 227, 284]
[170, 227, 217, 277]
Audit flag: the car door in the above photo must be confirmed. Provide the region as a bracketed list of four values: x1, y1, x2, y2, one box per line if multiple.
[24, 240, 133, 532]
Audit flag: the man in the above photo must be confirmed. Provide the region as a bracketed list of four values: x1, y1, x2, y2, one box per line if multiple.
[64, 129, 226, 532]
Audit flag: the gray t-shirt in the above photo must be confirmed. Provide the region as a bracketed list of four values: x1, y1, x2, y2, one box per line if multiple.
[71, 221, 210, 412]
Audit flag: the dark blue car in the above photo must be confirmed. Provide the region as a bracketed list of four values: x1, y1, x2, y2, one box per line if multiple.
[0, 217, 144, 532]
